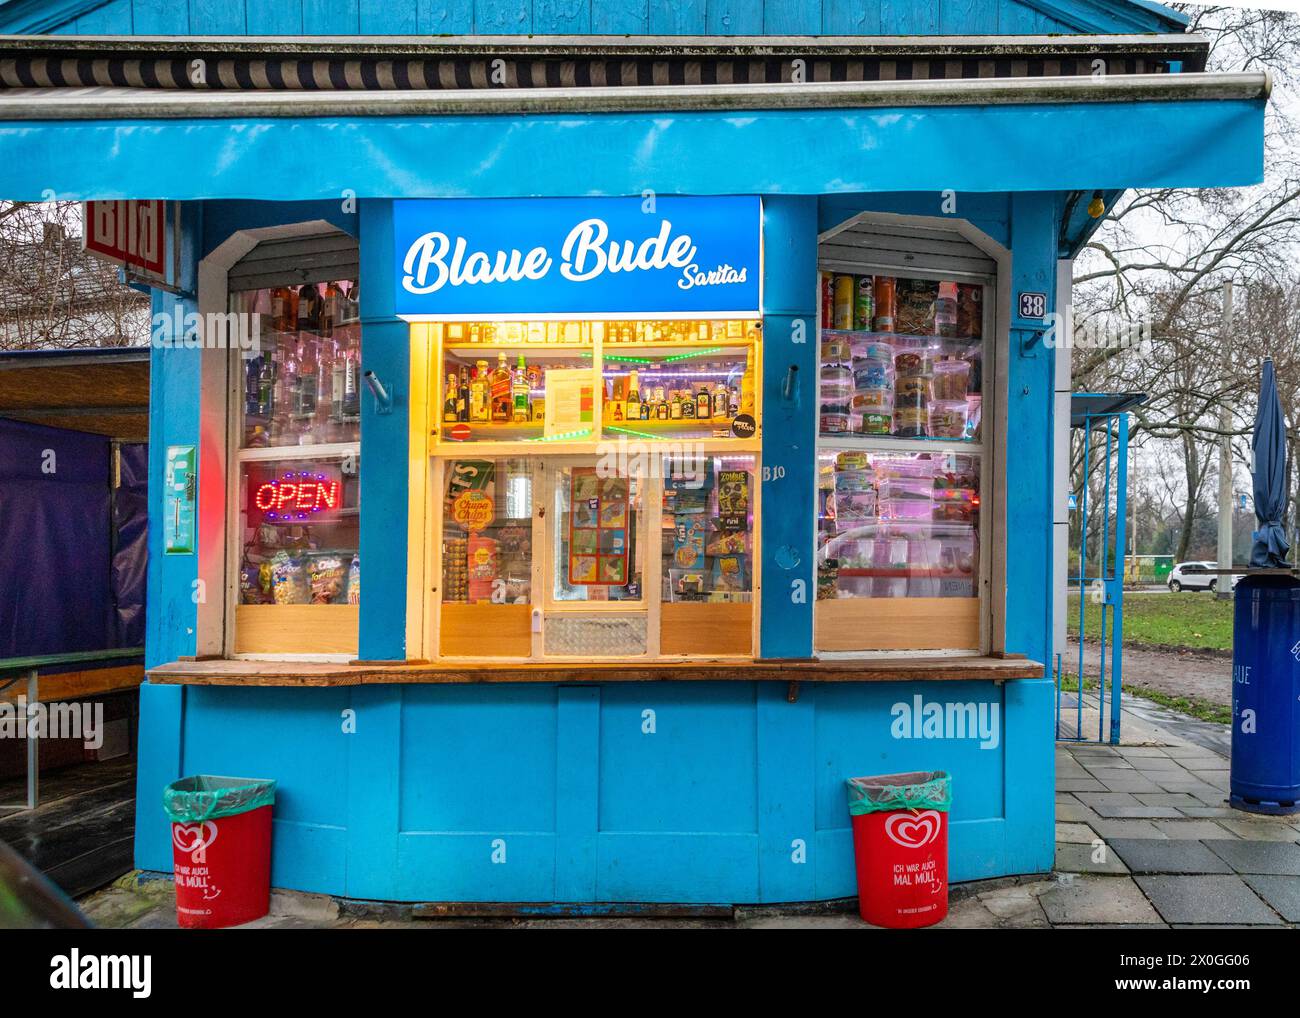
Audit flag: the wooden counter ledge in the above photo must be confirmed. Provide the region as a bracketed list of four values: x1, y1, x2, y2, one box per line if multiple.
[148, 655, 1044, 687]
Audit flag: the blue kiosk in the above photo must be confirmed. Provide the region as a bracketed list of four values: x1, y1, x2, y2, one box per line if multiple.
[0, 0, 1267, 906]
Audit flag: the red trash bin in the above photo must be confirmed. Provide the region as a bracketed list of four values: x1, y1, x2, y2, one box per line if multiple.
[164, 775, 277, 929]
[846, 771, 951, 928]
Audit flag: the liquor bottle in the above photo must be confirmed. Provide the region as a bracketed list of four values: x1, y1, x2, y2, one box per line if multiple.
[245, 356, 263, 419]
[657, 400, 669, 421]
[713, 380, 729, 420]
[269, 285, 297, 333]
[491, 352, 512, 423]
[470, 362, 490, 422]
[670, 392, 683, 419]
[320, 282, 343, 336]
[695, 386, 711, 420]
[697, 321, 709, 341]
[458, 367, 470, 422]
[625, 370, 640, 421]
[342, 344, 360, 419]
[512, 354, 530, 422]
[640, 399, 650, 421]
[341, 281, 360, 324]
[330, 342, 345, 421]
[257, 355, 276, 421]
[294, 336, 318, 421]
[443, 374, 460, 423]
[297, 283, 322, 333]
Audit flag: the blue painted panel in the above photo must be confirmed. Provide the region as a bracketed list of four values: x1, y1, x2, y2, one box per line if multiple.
[344, 684, 402, 900]
[591, 0, 648, 33]
[359, 0, 417, 34]
[755, 684, 817, 901]
[1002, 677, 1054, 873]
[301, 0, 359, 33]
[534, 0, 591, 33]
[0, 0, 1194, 36]
[130, 0, 187, 33]
[474, 0, 531, 33]
[880, 0, 940, 34]
[399, 685, 559, 832]
[708, 0, 763, 35]
[357, 199, 409, 660]
[597, 833, 757, 902]
[189, 0, 245, 34]
[181, 686, 352, 826]
[417, 0, 472, 33]
[72, 0, 133, 32]
[940, 0, 1000, 33]
[649, 0, 706, 34]
[246, 0, 303, 34]
[760, 196, 817, 658]
[597, 683, 758, 833]
[133, 681, 184, 872]
[812, 682, 1006, 830]
[822, 1, 882, 33]
[0, 101, 1265, 202]
[763, 0, 819, 33]
[397, 832, 557, 901]
[555, 686, 599, 902]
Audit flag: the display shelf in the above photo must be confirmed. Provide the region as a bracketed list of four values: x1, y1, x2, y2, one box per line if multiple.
[816, 434, 982, 454]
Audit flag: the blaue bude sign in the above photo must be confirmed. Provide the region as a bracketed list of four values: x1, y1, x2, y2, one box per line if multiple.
[393, 196, 761, 318]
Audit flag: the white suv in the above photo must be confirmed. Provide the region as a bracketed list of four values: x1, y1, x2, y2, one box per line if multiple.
[1167, 561, 1239, 593]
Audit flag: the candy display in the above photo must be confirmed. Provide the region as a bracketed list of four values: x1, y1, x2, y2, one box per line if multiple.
[817, 451, 980, 600]
[441, 459, 533, 604]
[661, 458, 754, 603]
[818, 273, 983, 441]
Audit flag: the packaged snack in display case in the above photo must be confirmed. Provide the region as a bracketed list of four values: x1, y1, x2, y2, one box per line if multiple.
[929, 400, 970, 439]
[270, 552, 309, 604]
[872, 276, 897, 332]
[467, 535, 500, 602]
[308, 554, 347, 604]
[957, 283, 983, 338]
[832, 274, 855, 329]
[347, 554, 361, 605]
[896, 278, 939, 335]
[853, 276, 874, 331]
[931, 359, 971, 401]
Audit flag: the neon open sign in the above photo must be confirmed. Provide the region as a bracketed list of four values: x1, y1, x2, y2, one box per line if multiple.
[254, 471, 342, 522]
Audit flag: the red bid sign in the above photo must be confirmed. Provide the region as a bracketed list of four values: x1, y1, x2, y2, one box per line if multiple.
[253, 470, 342, 522]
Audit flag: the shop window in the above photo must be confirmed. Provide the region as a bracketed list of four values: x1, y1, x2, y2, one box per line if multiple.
[230, 278, 361, 657]
[552, 464, 645, 603]
[439, 457, 535, 658]
[432, 318, 760, 447]
[815, 268, 991, 653]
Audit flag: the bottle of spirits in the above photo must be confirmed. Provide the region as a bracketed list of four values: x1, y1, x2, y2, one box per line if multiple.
[342, 344, 360, 420]
[670, 392, 683, 419]
[713, 380, 729, 420]
[512, 354, 530, 422]
[297, 283, 322, 333]
[330, 342, 345, 422]
[269, 285, 297, 333]
[320, 281, 342, 337]
[695, 386, 711, 420]
[458, 367, 470, 422]
[491, 352, 512, 423]
[470, 362, 490, 422]
[625, 370, 640, 422]
[443, 374, 460, 423]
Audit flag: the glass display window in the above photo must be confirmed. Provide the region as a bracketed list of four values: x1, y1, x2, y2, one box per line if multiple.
[550, 463, 645, 604]
[431, 318, 761, 449]
[818, 272, 983, 444]
[815, 262, 992, 654]
[229, 277, 362, 658]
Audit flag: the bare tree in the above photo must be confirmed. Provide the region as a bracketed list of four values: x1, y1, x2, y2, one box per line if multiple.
[0, 200, 150, 351]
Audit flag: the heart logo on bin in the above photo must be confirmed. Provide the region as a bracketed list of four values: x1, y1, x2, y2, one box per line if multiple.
[173, 821, 219, 863]
[884, 811, 941, 849]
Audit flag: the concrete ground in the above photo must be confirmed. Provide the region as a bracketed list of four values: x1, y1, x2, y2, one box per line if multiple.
[79, 692, 1300, 930]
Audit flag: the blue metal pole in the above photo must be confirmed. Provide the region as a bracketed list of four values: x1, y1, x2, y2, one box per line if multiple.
[1097, 416, 1114, 742]
[1075, 416, 1092, 740]
[1109, 412, 1129, 745]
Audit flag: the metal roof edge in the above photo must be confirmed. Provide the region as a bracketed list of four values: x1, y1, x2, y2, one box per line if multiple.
[0, 31, 1211, 58]
[0, 70, 1267, 120]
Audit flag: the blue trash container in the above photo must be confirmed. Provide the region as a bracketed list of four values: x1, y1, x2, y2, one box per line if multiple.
[1231, 575, 1300, 814]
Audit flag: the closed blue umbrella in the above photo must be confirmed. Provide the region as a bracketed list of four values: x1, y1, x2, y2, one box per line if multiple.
[1250, 357, 1291, 568]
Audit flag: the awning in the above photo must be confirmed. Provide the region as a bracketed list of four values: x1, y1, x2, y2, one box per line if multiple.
[0, 347, 149, 440]
[0, 71, 1268, 201]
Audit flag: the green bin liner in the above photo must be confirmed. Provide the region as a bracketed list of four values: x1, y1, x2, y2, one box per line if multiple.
[846, 770, 951, 816]
[163, 775, 277, 824]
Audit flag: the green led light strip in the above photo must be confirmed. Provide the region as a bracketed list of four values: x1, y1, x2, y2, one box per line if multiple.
[524, 428, 593, 443]
[603, 424, 665, 440]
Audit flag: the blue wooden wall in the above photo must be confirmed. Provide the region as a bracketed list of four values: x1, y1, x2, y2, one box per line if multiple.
[4, 0, 1185, 37]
